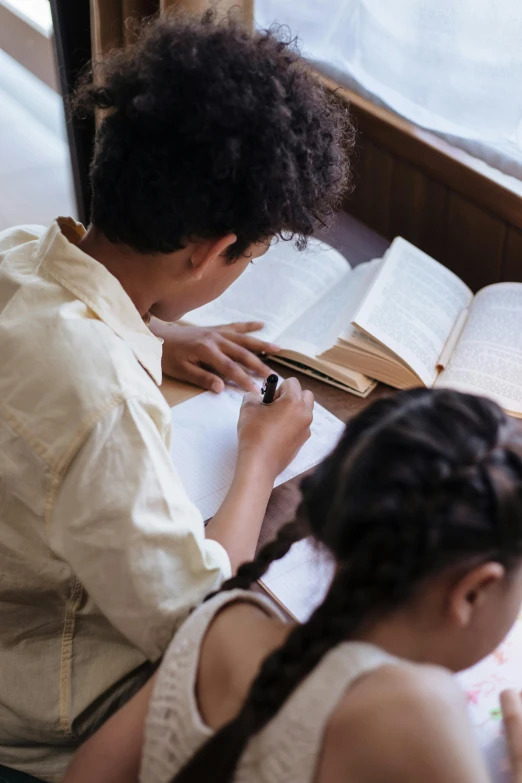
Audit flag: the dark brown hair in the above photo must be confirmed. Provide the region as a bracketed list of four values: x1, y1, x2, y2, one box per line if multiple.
[172, 387, 522, 782]
[72, 11, 352, 259]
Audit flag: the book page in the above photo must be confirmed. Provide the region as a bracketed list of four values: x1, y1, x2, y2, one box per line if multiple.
[341, 324, 403, 361]
[278, 258, 381, 357]
[353, 238, 473, 387]
[183, 240, 351, 342]
[260, 537, 335, 623]
[170, 387, 345, 521]
[435, 283, 522, 414]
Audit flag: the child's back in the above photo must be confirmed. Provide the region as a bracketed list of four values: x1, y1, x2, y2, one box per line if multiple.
[142, 589, 485, 783]
[64, 387, 522, 783]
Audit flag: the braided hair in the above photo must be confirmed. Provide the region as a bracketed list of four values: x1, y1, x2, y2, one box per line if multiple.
[172, 388, 522, 783]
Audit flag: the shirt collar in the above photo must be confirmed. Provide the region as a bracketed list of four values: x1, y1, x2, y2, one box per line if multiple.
[37, 218, 163, 385]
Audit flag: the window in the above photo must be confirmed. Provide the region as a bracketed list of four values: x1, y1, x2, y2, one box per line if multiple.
[255, 0, 522, 182]
[0, 0, 55, 88]
[0, 0, 76, 227]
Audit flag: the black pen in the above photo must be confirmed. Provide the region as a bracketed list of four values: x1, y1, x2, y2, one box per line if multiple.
[261, 374, 278, 404]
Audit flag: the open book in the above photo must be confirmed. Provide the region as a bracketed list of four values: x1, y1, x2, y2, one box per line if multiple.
[322, 237, 522, 418]
[183, 240, 377, 398]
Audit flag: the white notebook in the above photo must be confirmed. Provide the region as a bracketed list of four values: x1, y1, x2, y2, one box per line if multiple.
[170, 386, 345, 522]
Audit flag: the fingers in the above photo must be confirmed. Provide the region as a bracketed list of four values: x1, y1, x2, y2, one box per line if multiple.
[177, 362, 225, 394]
[217, 324, 281, 354]
[229, 333, 281, 355]
[277, 377, 304, 401]
[303, 389, 315, 409]
[501, 689, 522, 725]
[195, 343, 259, 392]
[276, 380, 314, 419]
[220, 321, 264, 334]
[221, 340, 272, 378]
[501, 690, 522, 778]
[241, 390, 262, 407]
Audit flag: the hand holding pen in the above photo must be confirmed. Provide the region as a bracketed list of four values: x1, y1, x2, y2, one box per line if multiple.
[235, 375, 314, 481]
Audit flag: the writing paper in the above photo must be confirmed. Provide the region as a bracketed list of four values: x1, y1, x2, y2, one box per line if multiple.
[170, 387, 345, 521]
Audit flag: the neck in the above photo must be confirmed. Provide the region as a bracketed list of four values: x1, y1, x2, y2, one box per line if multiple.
[77, 227, 175, 317]
[356, 608, 456, 671]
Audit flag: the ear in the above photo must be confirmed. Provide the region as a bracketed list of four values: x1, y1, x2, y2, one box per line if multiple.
[189, 234, 237, 280]
[449, 562, 505, 628]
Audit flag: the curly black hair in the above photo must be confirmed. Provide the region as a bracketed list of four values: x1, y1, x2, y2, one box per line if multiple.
[73, 11, 353, 259]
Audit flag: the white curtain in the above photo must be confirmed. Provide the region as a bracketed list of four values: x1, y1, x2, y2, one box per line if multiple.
[255, 0, 522, 182]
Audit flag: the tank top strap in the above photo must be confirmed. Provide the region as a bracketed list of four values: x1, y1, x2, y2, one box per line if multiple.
[140, 588, 286, 783]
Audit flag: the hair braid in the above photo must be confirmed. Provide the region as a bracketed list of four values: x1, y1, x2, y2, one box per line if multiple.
[206, 509, 309, 599]
[171, 568, 372, 783]
[173, 496, 430, 783]
[169, 388, 522, 783]
[479, 444, 522, 547]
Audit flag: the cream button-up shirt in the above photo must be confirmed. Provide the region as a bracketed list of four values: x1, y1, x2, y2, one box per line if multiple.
[0, 219, 231, 782]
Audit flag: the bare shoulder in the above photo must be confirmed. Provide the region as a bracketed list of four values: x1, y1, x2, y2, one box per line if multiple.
[200, 598, 288, 675]
[329, 661, 466, 741]
[346, 659, 464, 712]
[198, 599, 289, 729]
[318, 662, 489, 783]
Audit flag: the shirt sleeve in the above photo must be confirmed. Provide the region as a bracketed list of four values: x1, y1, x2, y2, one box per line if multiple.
[48, 397, 231, 661]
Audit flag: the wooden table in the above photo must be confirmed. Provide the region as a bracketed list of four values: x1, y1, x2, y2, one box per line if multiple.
[162, 213, 391, 549]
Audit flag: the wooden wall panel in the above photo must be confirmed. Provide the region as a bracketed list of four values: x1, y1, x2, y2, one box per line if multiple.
[346, 142, 367, 225]
[320, 74, 522, 233]
[502, 227, 522, 283]
[348, 141, 394, 237]
[349, 142, 388, 232]
[321, 73, 522, 289]
[348, 141, 511, 290]
[388, 158, 447, 262]
[445, 194, 506, 291]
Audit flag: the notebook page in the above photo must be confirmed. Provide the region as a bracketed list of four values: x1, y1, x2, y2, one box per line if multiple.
[353, 238, 473, 387]
[260, 537, 335, 622]
[170, 387, 345, 521]
[184, 240, 350, 343]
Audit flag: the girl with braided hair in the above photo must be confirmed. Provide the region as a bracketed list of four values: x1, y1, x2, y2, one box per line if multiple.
[65, 388, 522, 783]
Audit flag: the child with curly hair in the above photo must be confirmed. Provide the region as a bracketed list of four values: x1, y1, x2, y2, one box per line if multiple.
[0, 12, 350, 781]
